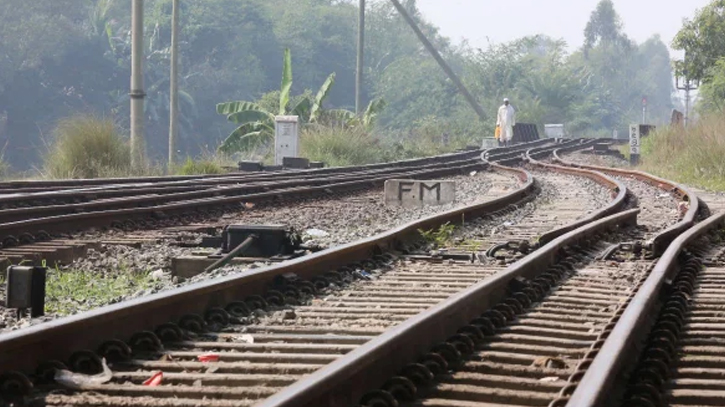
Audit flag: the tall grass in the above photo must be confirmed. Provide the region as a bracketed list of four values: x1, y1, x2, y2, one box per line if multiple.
[300, 125, 392, 167]
[176, 157, 224, 175]
[640, 115, 725, 191]
[386, 116, 479, 159]
[43, 115, 133, 179]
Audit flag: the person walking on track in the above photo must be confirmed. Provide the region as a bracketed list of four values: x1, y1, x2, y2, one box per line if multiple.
[497, 98, 516, 147]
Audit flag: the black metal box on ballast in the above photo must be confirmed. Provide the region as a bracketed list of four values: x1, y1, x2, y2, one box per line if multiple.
[221, 225, 300, 257]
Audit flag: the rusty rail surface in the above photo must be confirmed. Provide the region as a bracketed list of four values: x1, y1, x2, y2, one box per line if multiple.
[553, 148, 701, 255]
[256, 209, 641, 407]
[565, 212, 725, 407]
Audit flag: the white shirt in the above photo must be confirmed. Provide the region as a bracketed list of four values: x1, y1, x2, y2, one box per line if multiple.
[497, 104, 516, 127]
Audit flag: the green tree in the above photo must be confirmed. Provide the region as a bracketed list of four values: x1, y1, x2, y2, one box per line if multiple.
[583, 0, 633, 56]
[673, 0, 725, 83]
[697, 57, 725, 112]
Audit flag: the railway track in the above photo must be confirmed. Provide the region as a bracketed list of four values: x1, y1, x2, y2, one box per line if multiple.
[0, 140, 702, 407]
[560, 213, 725, 407]
[25, 161, 618, 407]
[0, 141, 619, 402]
[0, 148, 496, 195]
[236, 149, 696, 407]
[0, 140, 554, 254]
[623, 230, 725, 407]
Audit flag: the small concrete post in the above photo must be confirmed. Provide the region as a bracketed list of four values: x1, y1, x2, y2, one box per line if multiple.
[275, 116, 299, 166]
[629, 124, 640, 165]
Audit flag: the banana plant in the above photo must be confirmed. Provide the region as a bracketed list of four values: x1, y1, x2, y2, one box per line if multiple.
[325, 98, 387, 129]
[216, 49, 336, 153]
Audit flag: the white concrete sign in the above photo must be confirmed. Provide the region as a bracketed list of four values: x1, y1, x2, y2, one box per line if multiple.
[275, 116, 299, 166]
[629, 124, 641, 155]
[545, 124, 565, 139]
[384, 179, 456, 207]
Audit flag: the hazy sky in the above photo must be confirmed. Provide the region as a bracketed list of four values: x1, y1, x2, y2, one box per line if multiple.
[414, 0, 710, 58]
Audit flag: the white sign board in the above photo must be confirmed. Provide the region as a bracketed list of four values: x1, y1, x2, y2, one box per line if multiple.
[629, 124, 640, 155]
[544, 124, 565, 139]
[275, 116, 299, 166]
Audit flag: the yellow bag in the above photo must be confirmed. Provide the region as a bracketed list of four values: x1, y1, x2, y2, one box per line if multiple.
[494, 126, 501, 139]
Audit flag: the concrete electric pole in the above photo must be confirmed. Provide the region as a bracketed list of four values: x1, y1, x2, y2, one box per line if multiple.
[355, 0, 365, 114]
[130, 0, 146, 167]
[675, 55, 698, 128]
[168, 0, 180, 171]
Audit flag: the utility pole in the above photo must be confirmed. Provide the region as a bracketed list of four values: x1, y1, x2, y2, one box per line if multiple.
[675, 56, 698, 128]
[355, 0, 365, 114]
[676, 76, 697, 127]
[130, 0, 146, 167]
[388, 0, 486, 121]
[168, 0, 180, 171]
[642, 96, 647, 124]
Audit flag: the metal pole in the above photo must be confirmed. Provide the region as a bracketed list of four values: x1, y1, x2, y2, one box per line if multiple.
[130, 0, 146, 167]
[168, 0, 180, 171]
[684, 87, 690, 127]
[642, 105, 646, 124]
[355, 0, 365, 114]
[388, 0, 486, 121]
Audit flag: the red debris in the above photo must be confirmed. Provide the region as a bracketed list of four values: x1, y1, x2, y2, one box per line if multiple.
[197, 353, 220, 362]
[143, 371, 163, 386]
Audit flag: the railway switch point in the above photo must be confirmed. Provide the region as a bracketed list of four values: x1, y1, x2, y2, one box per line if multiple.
[222, 225, 301, 258]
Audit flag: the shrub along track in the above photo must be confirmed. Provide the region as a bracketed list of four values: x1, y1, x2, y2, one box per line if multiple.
[0, 140, 630, 404]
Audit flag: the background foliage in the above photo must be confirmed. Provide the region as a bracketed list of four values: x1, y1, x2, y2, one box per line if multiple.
[0, 0, 677, 172]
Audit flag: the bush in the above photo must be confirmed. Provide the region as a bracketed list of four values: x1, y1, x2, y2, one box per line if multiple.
[300, 125, 392, 167]
[386, 116, 481, 159]
[640, 115, 725, 191]
[43, 115, 132, 179]
[176, 156, 225, 175]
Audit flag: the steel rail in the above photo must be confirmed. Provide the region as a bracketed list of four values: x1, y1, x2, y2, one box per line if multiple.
[0, 158, 486, 224]
[0, 141, 558, 247]
[256, 208, 640, 407]
[0, 140, 552, 196]
[246, 145, 628, 407]
[0, 153, 486, 205]
[0, 161, 487, 244]
[0, 140, 620, 403]
[525, 147, 627, 245]
[0, 165, 537, 377]
[553, 148, 701, 255]
[0, 147, 496, 193]
[564, 212, 725, 407]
